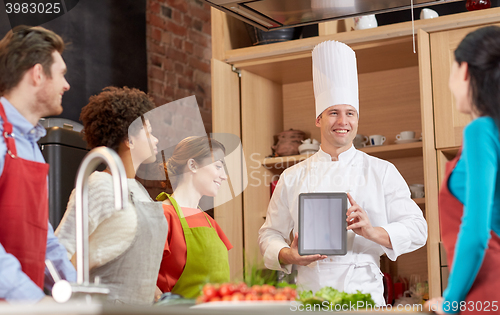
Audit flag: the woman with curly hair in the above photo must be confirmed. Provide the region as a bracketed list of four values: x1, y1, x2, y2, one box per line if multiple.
[55, 87, 167, 305]
[156, 136, 232, 299]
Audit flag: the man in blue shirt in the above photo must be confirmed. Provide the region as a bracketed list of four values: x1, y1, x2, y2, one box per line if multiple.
[0, 26, 75, 303]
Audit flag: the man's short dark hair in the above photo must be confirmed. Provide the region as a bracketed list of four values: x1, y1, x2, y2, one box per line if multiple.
[0, 25, 65, 95]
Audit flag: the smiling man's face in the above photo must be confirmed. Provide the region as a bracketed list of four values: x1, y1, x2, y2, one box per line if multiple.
[315, 104, 358, 151]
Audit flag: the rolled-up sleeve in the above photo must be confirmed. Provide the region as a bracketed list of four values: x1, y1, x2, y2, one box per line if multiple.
[258, 172, 295, 273]
[380, 164, 428, 260]
[44, 222, 76, 290]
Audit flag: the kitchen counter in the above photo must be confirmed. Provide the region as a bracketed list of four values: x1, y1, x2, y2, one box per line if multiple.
[0, 301, 424, 314]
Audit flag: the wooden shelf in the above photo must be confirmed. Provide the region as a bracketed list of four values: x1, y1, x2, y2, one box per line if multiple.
[261, 153, 313, 169]
[359, 141, 423, 160]
[224, 8, 500, 66]
[261, 142, 423, 169]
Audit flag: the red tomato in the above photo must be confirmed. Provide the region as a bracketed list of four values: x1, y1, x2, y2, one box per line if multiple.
[231, 292, 245, 301]
[195, 296, 205, 304]
[219, 283, 235, 297]
[261, 293, 274, 301]
[244, 293, 259, 301]
[235, 282, 249, 294]
[202, 284, 219, 300]
[222, 295, 232, 302]
[209, 296, 221, 302]
[261, 284, 277, 295]
[251, 285, 263, 295]
[274, 293, 288, 301]
[282, 287, 293, 294]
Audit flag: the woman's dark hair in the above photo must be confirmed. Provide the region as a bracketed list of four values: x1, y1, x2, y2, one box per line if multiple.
[163, 136, 226, 190]
[454, 26, 500, 128]
[80, 86, 155, 152]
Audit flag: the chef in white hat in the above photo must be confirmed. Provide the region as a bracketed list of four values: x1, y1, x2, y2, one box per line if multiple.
[259, 40, 427, 306]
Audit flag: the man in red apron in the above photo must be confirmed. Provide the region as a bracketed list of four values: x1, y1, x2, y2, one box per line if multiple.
[0, 26, 75, 303]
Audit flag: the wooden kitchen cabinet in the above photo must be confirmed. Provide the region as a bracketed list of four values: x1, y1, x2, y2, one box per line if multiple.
[211, 6, 500, 298]
[430, 24, 499, 149]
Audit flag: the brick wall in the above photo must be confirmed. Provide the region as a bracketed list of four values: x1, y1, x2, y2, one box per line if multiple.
[146, 0, 212, 133]
[142, 0, 213, 199]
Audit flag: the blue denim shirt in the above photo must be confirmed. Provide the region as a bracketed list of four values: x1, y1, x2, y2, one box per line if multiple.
[0, 97, 76, 303]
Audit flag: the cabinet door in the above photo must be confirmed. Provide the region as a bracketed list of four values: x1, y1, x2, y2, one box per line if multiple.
[212, 59, 244, 280]
[240, 70, 283, 267]
[430, 27, 475, 149]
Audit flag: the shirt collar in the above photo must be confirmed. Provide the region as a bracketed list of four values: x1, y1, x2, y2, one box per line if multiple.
[316, 144, 357, 162]
[0, 96, 47, 141]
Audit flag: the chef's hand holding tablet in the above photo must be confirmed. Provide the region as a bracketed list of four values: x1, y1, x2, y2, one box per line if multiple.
[346, 193, 393, 249]
[278, 233, 327, 266]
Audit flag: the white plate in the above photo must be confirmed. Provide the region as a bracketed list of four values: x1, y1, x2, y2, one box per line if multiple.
[394, 138, 422, 144]
[191, 301, 292, 310]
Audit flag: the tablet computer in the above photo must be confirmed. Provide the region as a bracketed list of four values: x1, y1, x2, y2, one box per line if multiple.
[298, 192, 347, 256]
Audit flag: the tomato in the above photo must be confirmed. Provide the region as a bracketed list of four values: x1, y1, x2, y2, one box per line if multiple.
[244, 293, 259, 301]
[281, 286, 297, 298]
[261, 293, 274, 301]
[261, 284, 277, 295]
[222, 295, 232, 302]
[219, 283, 235, 297]
[202, 284, 219, 300]
[274, 293, 288, 301]
[251, 285, 263, 295]
[282, 286, 293, 294]
[209, 296, 221, 302]
[231, 292, 245, 301]
[195, 295, 205, 304]
[235, 282, 249, 295]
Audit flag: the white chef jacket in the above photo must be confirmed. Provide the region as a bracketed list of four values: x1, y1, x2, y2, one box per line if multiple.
[258, 145, 427, 305]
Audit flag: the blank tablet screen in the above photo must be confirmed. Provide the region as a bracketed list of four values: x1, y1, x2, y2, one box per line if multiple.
[298, 193, 347, 256]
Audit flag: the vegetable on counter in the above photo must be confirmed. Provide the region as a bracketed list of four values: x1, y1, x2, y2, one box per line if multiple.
[196, 283, 297, 303]
[297, 286, 375, 309]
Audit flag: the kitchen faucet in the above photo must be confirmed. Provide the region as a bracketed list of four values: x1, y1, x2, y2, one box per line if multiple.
[50, 147, 128, 303]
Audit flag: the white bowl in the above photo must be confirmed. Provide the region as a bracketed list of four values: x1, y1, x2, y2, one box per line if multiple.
[298, 143, 319, 155]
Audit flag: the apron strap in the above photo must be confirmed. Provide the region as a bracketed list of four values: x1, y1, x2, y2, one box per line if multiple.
[166, 194, 213, 233]
[342, 261, 382, 292]
[0, 101, 17, 158]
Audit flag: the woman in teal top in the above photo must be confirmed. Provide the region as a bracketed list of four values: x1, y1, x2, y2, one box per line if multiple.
[427, 26, 500, 314]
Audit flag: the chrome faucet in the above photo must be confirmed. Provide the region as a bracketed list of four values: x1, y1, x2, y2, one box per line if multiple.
[51, 147, 128, 303]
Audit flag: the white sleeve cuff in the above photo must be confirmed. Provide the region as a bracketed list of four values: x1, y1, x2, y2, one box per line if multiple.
[263, 241, 292, 274]
[380, 222, 411, 261]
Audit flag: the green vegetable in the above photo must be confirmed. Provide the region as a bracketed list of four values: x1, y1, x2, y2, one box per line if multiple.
[297, 287, 375, 309]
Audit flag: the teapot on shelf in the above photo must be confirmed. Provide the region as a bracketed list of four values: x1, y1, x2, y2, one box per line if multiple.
[271, 129, 306, 157]
[298, 138, 320, 155]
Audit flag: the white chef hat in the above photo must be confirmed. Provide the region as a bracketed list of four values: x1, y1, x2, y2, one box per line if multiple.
[312, 40, 359, 118]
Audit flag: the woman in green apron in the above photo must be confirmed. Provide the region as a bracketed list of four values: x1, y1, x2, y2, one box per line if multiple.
[156, 136, 231, 298]
[56, 87, 168, 305]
